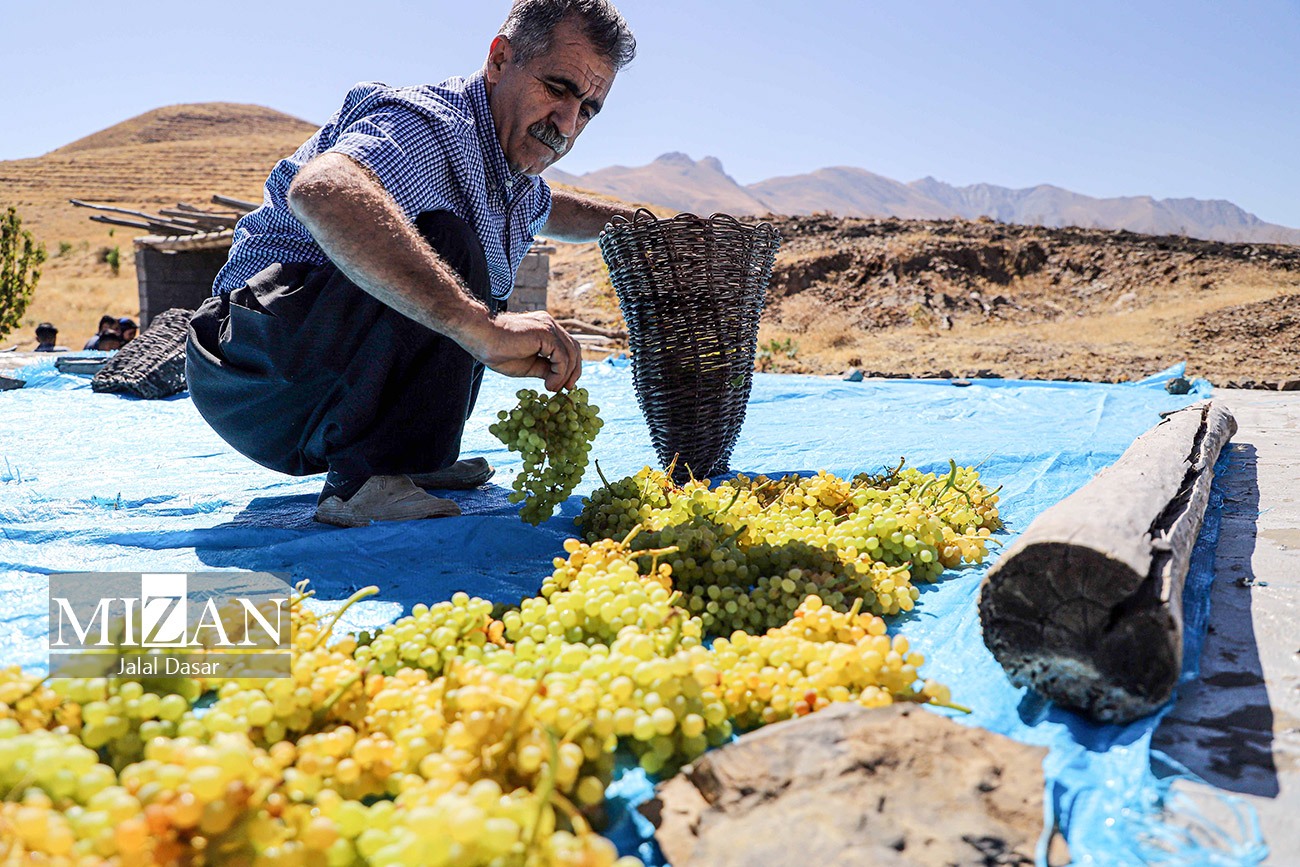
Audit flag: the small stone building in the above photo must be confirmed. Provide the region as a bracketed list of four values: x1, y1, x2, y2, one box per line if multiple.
[134, 231, 233, 327]
[510, 244, 554, 312]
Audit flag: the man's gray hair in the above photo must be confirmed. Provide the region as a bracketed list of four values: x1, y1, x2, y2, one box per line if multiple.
[499, 0, 636, 71]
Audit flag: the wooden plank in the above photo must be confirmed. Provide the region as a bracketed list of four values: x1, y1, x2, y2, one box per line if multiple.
[91, 214, 199, 235]
[174, 202, 233, 215]
[978, 401, 1238, 722]
[558, 318, 626, 338]
[158, 208, 240, 227]
[211, 194, 260, 213]
[89, 215, 154, 231]
[77, 201, 203, 234]
[133, 230, 234, 252]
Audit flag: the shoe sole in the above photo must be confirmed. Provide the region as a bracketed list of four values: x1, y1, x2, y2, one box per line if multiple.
[407, 459, 495, 490]
[314, 499, 461, 528]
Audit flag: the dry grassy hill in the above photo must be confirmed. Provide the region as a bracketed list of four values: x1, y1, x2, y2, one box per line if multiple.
[0, 104, 316, 348]
[53, 103, 317, 155]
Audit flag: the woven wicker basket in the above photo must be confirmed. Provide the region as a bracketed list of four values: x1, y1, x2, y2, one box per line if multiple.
[598, 210, 781, 481]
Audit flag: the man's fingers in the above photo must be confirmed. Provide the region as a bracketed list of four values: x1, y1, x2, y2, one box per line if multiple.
[538, 321, 581, 391]
[479, 311, 583, 390]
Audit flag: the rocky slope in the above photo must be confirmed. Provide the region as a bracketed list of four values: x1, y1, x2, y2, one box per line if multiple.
[545, 214, 1300, 386]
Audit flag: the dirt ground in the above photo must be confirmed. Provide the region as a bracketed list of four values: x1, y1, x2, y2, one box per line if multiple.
[546, 215, 1300, 387]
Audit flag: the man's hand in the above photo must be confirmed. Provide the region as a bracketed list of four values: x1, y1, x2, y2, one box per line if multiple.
[463, 310, 582, 391]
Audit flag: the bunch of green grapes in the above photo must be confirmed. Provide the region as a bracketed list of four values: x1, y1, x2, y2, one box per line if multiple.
[355, 592, 501, 676]
[690, 595, 959, 731]
[0, 722, 151, 862]
[352, 776, 642, 867]
[491, 387, 603, 525]
[576, 465, 674, 542]
[577, 464, 1002, 631]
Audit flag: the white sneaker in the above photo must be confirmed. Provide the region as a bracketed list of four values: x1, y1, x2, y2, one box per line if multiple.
[406, 457, 494, 490]
[314, 475, 461, 528]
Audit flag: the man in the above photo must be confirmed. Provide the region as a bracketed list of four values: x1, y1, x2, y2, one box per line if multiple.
[34, 323, 68, 352]
[187, 0, 637, 528]
[84, 315, 121, 350]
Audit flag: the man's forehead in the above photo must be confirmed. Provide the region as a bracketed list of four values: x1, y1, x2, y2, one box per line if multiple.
[534, 29, 614, 96]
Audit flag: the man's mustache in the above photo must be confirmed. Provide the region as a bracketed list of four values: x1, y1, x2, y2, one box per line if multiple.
[528, 122, 569, 157]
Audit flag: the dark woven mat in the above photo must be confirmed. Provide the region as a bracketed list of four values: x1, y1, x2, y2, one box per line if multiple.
[91, 308, 193, 399]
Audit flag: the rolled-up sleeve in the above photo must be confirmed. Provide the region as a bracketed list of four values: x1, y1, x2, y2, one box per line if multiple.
[326, 102, 466, 223]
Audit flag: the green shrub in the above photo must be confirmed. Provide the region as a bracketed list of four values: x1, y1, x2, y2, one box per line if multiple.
[0, 206, 47, 341]
[100, 245, 121, 276]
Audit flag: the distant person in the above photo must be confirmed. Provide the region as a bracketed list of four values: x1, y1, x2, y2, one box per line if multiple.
[94, 333, 124, 352]
[84, 315, 121, 350]
[118, 318, 138, 344]
[188, 0, 638, 528]
[34, 323, 68, 352]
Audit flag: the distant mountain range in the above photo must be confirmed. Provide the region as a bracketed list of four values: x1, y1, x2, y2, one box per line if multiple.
[546, 153, 1300, 246]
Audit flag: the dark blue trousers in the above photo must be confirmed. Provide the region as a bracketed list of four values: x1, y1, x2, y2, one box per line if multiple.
[186, 211, 498, 486]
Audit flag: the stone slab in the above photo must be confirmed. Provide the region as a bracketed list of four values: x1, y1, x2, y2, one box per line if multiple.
[644, 703, 1055, 867]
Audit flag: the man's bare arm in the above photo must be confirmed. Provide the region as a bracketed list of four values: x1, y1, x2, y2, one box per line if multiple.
[539, 186, 639, 242]
[288, 152, 581, 390]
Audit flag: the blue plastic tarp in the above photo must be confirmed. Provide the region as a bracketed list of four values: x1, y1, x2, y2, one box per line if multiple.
[0, 357, 1261, 864]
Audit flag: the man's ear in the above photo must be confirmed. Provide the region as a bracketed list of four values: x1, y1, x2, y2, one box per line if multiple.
[485, 35, 511, 85]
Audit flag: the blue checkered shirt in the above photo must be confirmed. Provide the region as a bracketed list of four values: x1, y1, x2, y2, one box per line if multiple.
[212, 72, 551, 303]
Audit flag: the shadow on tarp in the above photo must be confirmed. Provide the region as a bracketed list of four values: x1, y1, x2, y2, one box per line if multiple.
[0, 356, 1263, 865]
[98, 487, 588, 610]
[1153, 443, 1278, 798]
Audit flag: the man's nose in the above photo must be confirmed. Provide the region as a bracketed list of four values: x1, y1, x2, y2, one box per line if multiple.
[552, 98, 582, 138]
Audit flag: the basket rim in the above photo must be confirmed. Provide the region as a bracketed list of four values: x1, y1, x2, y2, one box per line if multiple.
[601, 207, 780, 237]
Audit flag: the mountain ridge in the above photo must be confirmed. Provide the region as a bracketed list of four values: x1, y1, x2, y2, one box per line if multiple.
[546, 154, 1300, 246]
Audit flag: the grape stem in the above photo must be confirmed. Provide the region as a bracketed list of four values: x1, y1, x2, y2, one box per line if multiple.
[479, 673, 547, 775]
[922, 696, 973, 714]
[315, 670, 364, 720]
[549, 787, 593, 835]
[594, 459, 613, 494]
[308, 585, 380, 651]
[527, 730, 561, 850]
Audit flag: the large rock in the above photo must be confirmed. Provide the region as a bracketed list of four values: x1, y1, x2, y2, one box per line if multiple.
[643, 703, 1055, 867]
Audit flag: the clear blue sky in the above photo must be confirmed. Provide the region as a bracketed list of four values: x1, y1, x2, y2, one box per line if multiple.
[4, 0, 1299, 226]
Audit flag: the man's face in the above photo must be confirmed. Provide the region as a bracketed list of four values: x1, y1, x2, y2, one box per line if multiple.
[484, 18, 616, 176]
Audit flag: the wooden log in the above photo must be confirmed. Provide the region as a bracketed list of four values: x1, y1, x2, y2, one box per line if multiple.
[158, 208, 240, 228]
[645, 703, 1055, 867]
[88, 215, 153, 231]
[210, 194, 260, 213]
[89, 215, 199, 235]
[978, 400, 1237, 723]
[557, 318, 627, 339]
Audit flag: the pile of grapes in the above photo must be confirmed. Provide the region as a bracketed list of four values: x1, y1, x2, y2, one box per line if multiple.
[577, 461, 1002, 635]
[0, 530, 959, 865]
[490, 388, 604, 525]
